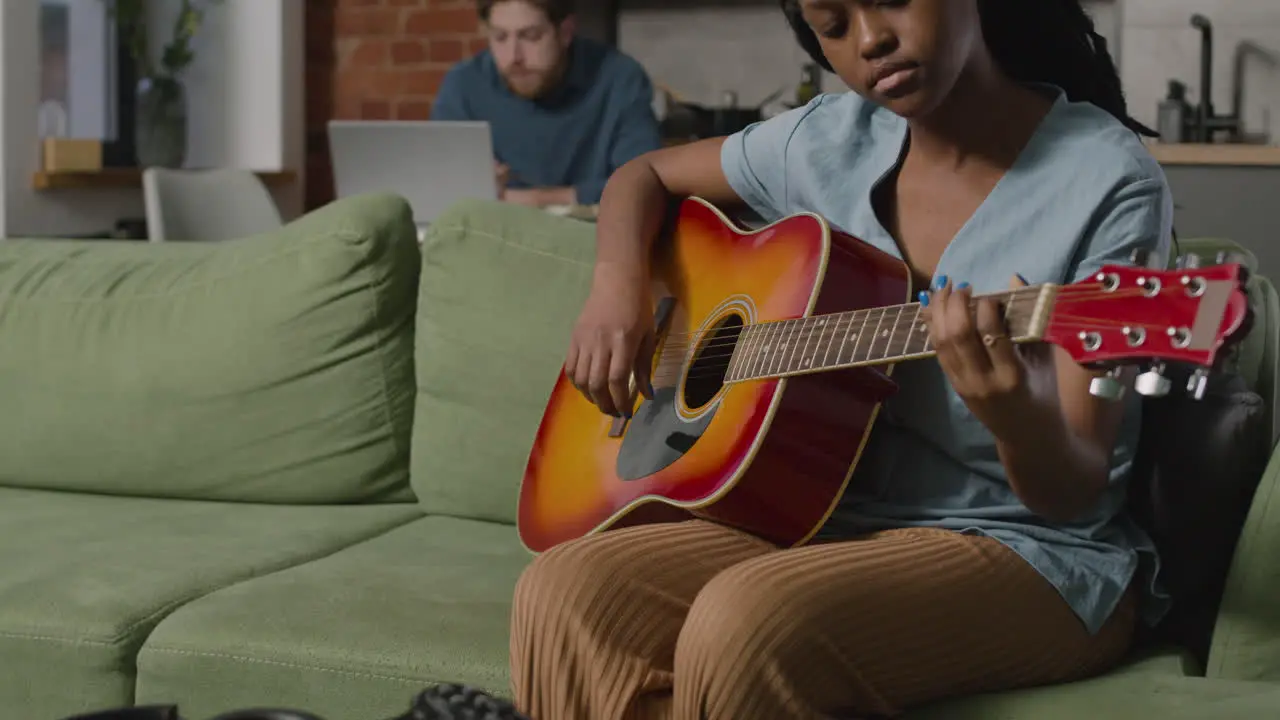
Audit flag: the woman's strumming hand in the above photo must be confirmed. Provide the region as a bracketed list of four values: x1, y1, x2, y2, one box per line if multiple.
[921, 273, 1059, 441]
[564, 262, 657, 418]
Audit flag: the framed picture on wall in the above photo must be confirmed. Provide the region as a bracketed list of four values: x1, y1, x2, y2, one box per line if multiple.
[39, 0, 137, 167]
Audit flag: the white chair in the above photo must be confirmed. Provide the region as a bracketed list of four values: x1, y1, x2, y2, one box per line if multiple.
[142, 168, 284, 242]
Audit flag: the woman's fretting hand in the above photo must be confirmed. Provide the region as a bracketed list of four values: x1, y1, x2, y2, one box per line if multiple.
[920, 274, 1058, 440]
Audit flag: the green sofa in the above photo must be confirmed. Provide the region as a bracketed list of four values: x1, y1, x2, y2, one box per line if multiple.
[1, 194, 1278, 720]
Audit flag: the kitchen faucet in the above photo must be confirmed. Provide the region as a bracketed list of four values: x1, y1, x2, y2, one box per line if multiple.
[1187, 14, 1278, 143]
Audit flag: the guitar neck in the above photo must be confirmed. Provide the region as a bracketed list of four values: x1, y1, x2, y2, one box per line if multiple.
[725, 285, 1056, 383]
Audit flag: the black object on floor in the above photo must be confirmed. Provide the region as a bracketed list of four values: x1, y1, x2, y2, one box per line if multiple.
[405, 684, 530, 720]
[55, 685, 531, 720]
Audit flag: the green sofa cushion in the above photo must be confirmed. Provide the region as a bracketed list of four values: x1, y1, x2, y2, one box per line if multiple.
[0, 486, 421, 720]
[131, 511, 1275, 720]
[0, 193, 419, 504]
[135, 516, 530, 719]
[412, 200, 595, 523]
[1208, 430, 1280, 682]
[910, 670, 1280, 719]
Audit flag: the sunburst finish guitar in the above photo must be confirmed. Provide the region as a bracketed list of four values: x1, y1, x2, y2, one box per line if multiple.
[517, 197, 1251, 554]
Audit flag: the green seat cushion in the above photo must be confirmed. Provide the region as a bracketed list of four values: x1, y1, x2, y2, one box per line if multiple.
[0, 193, 419, 504]
[910, 669, 1280, 719]
[413, 199, 596, 522]
[0, 486, 420, 720]
[136, 516, 529, 720]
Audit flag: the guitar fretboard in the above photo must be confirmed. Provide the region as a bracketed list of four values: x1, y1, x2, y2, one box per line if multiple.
[724, 287, 1047, 382]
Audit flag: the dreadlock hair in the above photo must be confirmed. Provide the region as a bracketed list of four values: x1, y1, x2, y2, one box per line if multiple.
[779, 0, 1157, 138]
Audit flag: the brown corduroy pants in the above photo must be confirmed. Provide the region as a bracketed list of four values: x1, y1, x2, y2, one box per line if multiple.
[510, 519, 1136, 720]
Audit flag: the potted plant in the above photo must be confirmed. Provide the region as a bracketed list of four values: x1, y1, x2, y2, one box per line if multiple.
[105, 0, 221, 168]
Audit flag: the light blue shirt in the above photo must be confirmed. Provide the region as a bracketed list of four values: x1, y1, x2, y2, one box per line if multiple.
[720, 87, 1174, 635]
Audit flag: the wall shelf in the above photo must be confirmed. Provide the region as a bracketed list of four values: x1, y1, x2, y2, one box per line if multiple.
[32, 168, 297, 191]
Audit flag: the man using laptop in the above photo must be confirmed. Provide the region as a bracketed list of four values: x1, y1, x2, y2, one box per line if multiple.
[430, 0, 662, 208]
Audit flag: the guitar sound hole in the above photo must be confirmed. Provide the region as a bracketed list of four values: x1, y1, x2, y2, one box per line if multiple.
[683, 313, 744, 411]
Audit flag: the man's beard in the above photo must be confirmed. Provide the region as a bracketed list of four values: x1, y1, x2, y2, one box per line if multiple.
[500, 59, 567, 100]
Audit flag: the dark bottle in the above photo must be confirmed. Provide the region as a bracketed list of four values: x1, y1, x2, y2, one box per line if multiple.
[1157, 80, 1191, 143]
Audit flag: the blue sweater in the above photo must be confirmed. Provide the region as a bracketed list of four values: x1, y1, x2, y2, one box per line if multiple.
[430, 37, 662, 204]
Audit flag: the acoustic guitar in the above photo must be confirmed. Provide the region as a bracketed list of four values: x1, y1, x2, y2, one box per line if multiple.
[517, 197, 1252, 553]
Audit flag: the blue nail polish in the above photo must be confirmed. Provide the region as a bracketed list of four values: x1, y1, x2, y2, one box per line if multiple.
[917, 290, 930, 307]
[935, 275, 948, 289]
[1016, 273, 1029, 285]
[957, 281, 970, 290]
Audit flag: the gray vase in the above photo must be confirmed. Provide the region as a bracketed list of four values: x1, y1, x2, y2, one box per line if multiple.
[135, 75, 188, 168]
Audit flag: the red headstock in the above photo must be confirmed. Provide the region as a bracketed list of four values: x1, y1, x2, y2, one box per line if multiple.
[1041, 260, 1251, 384]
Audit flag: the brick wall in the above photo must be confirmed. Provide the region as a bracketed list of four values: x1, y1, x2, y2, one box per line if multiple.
[305, 0, 486, 210]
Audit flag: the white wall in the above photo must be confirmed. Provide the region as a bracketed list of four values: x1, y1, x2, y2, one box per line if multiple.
[1121, 0, 1280, 142]
[618, 1, 1122, 109]
[619, 0, 1280, 144]
[0, 0, 304, 238]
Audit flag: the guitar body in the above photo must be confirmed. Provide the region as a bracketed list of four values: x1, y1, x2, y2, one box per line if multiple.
[518, 197, 914, 553]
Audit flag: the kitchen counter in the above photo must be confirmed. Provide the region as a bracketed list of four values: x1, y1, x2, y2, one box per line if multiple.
[1147, 143, 1280, 166]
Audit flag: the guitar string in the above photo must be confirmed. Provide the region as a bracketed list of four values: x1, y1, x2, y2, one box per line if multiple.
[655, 317, 1218, 385]
[649, 285, 1045, 342]
[653, 316, 1187, 384]
[561, 280, 1232, 388]
[653, 312, 1217, 385]
[647, 283, 1161, 361]
[641, 281, 1181, 348]
[645, 284, 1136, 358]
[665, 304, 1207, 368]
[659, 313, 1038, 383]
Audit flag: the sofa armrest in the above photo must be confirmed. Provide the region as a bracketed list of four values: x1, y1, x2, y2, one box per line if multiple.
[1207, 437, 1280, 681]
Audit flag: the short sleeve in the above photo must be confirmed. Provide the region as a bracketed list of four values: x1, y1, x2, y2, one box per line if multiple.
[720, 96, 826, 221]
[1067, 178, 1174, 283]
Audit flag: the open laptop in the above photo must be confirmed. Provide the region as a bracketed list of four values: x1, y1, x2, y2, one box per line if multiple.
[327, 120, 497, 228]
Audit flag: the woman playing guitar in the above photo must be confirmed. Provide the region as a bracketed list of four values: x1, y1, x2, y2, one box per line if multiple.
[509, 0, 1174, 718]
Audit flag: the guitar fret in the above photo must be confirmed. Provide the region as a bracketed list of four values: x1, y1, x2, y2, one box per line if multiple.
[746, 324, 767, 379]
[909, 305, 928, 355]
[880, 306, 898, 359]
[744, 324, 764, 380]
[798, 317, 823, 372]
[725, 326, 746, 382]
[731, 287, 1048, 382]
[743, 326, 760, 381]
[792, 319, 811, 373]
[864, 308, 887, 361]
[783, 319, 803, 371]
[835, 312, 853, 366]
[772, 322, 791, 376]
[824, 316, 840, 367]
[790, 319, 810, 374]
[757, 323, 774, 378]
[770, 320, 793, 377]
[783, 320, 804, 374]
[887, 305, 907, 357]
[849, 310, 872, 365]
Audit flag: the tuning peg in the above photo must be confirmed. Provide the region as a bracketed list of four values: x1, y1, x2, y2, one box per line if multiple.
[1186, 368, 1210, 400]
[1089, 368, 1126, 401]
[1129, 248, 1151, 267]
[1134, 363, 1172, 397]
[1176, 253, 1202, 270]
